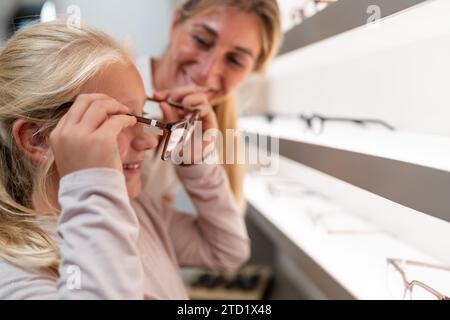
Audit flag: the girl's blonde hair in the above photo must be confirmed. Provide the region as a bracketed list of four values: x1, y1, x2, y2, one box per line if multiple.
[178, 0, 282, 211]
[0, 20, 132, 270]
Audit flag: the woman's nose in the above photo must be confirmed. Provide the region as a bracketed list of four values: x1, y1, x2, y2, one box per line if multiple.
[197, 52, 222, 86]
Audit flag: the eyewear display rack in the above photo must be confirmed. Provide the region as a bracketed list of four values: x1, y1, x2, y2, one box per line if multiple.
[241, 0, 450, 299]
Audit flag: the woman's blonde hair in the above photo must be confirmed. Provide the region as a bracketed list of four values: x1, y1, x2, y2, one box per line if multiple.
[0, 20, 132, 270]
[178, 0, 282, 211]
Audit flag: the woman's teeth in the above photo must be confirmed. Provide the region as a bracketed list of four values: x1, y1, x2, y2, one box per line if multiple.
[123, 163, 140, 170]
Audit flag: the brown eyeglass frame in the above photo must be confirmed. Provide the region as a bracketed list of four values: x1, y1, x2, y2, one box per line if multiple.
[135, 97, 201, 161]
[55, 96, 201, 161]
[387, 258, 450, 300]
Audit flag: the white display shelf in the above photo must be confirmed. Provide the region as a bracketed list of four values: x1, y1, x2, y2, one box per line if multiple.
[239, 117, 450, 223]
[244, 172, 450, 300]
[239, 117, 450, 172]
[278, 0, 427, 56]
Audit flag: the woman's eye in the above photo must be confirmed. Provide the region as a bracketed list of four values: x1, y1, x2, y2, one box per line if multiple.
[193, 34, 212, 49]
[228, 54, 244, 68]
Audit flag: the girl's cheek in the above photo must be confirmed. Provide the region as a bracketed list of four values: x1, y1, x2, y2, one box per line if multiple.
[117, 132, 131, 160]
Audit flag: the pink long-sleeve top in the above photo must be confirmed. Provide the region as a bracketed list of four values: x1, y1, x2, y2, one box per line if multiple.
[0, 163, 250, 299]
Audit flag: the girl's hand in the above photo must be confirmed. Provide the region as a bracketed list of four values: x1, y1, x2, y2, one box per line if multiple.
[50, 93, 137, 177]
[154, 84, 219, 163]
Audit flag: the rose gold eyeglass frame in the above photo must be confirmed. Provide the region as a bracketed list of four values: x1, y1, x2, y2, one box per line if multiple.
[387, 258, 450, 300]
[56, 97, 201, 161]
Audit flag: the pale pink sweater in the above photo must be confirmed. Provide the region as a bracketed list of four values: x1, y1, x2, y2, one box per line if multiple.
[0, 164, 250, 299]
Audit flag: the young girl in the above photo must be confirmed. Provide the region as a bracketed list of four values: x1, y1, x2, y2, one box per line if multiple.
[0, 20, 249, 299]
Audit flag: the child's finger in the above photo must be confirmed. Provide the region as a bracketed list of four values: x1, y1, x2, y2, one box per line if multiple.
[80, 99, 129, 132]
[96, 114, 137, 138]
[64, 93, 111, 124]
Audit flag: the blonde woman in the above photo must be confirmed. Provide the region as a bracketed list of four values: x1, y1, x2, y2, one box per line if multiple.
[0, 20, 249, 299]
[138, 0, 282, 211]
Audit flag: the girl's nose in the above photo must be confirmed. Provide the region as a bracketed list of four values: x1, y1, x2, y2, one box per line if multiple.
[132, 129, 159, 152]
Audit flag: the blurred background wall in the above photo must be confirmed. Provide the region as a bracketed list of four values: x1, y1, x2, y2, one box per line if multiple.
[0, 0, 308, 54]
[0, 0, 179, 57]
[53, 0, 177, 57]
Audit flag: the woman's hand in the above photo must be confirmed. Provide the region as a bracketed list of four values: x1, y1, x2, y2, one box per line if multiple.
[154, 84, 219, 163]
[50, 93, 137, 177]
[155, 84, 218, 133]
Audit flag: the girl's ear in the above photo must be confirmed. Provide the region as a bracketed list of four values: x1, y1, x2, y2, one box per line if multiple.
[12, 119, 50, 165]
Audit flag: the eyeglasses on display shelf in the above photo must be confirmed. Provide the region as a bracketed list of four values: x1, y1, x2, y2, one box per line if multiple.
[304, 205, 384, 237]
[291, 0, 338, 26]
[264, 112, 396, 135]
[265, 178, 329, 201]
[260, 175, 381, 236]
[386, 258, 450, 300]
[186, 265, 274, 300]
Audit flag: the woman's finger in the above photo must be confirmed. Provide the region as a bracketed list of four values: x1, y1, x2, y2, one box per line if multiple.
[153, 90, 170, 101]
[166, 84, 207, 103]
[181, 93, 211, 117]
[160, 102, 179, 123]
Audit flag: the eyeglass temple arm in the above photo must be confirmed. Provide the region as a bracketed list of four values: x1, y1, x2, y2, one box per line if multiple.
[147, 96, 200, 112]
[55, 101, 167, 130]
[355, 119, 395, 131]
[410, 280, 449, 300]
[389, 258, 450, 272]
[54, 101, 74, 113]
[56, 96, 198, 114]
[131, 114, 166, 130]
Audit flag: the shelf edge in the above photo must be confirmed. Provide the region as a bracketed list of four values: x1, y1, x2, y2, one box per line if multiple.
[246, 132, 450, 223]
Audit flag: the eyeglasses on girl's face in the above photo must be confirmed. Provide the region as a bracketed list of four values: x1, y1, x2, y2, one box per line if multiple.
[55, 96, 201, 162]
[131, 97, 200, 161]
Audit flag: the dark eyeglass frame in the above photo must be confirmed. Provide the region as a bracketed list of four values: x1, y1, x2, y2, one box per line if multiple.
[264, 113, 395, 134]
[56, 96, 201, 161]
[300, 114, 396, 134]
